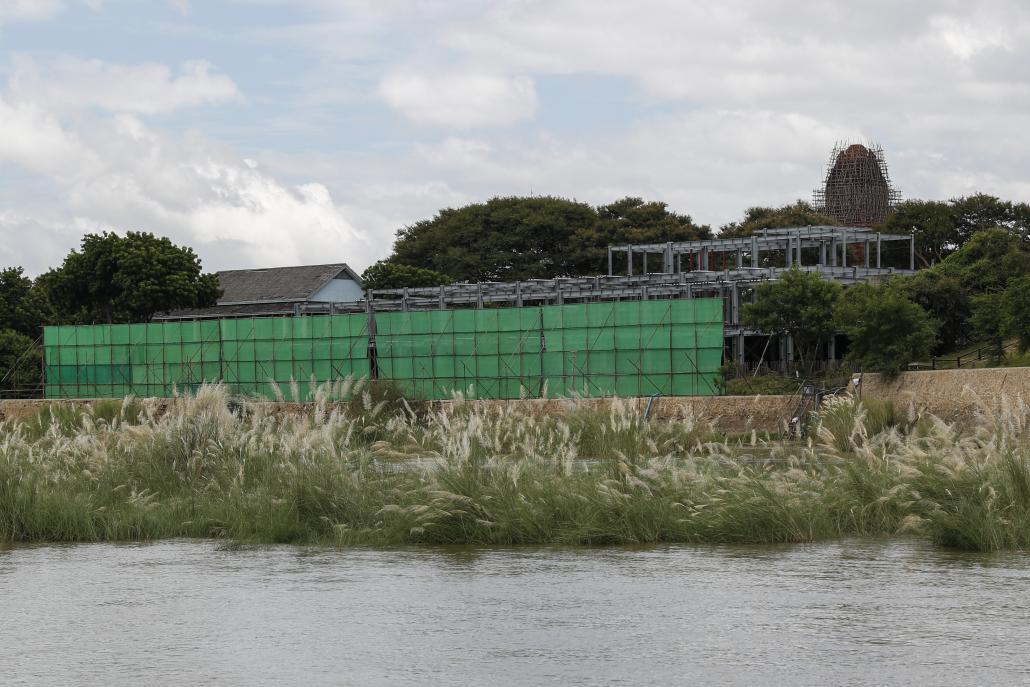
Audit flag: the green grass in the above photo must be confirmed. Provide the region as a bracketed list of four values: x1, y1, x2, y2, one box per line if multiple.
[0, 384, 1027, 551]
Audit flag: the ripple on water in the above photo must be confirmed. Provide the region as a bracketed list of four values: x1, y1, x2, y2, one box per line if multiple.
[0, 539, 1027, 686]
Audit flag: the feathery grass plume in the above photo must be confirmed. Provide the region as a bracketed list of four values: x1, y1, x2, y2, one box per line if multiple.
[0, 384, 1027, 551]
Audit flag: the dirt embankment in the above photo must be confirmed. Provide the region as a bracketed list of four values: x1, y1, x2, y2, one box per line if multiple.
[857, 367, 1029, 423]
[3, 367, 1025, 434]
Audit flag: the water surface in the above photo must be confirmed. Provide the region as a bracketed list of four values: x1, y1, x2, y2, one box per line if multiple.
[1, 540, 1027, 685]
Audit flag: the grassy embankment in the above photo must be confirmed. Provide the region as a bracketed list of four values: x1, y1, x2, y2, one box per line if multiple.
[1, 381, 1028, 552]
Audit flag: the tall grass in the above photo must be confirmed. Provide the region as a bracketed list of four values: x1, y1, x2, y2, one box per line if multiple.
[0, 385, 1026, 551]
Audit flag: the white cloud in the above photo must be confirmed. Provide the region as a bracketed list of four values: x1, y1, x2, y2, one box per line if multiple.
[0, 0, 107, 25]
[8, 57, 241, 115]
[0, 0, 63, 23]
[0, 96, 372, 274]
[930, 14, 1012, 61]
[380, 71, 537, 127]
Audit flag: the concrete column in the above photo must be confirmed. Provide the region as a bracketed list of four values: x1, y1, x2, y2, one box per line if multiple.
[785, 237, 792, 267]
[643, 252, 648, 275]
[607, 247, 613, 276]
[831, 238, 838, 267]
[736, 248, 743, 268]
[627, 248, 633, 276]
[796, 231, 803, 266]
[910, 235, 916, 270]
[751, 235, 759, 268]
[438, 285, 445, 309]
[864, 241, 870, 268]
[665, 242, 674, 273]
[877, 234, 882, 268]
[842, 231, 848, 268]
[702, 247, 709, 271]
[676, 253, 682, 273]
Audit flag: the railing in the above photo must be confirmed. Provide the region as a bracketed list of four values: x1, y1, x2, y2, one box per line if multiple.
[913, 342, 1018, 371]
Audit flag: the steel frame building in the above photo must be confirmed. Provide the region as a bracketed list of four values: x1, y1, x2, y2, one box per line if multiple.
[163, 226, 917, 366]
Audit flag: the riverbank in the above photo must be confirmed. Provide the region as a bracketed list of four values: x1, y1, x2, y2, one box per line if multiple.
[1, 383, 1027, 551]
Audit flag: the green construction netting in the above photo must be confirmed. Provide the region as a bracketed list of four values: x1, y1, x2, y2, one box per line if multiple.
[43, 299, 724, 400]
[372, 299, 722, 400]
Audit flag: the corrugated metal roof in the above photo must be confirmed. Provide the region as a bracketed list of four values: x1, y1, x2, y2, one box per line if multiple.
[215, 263, 361, 305]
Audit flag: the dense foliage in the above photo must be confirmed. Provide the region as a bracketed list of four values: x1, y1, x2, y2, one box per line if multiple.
[741, 268, 842, 369]
[360, 261, 452, 291]
[880, 194, 1030, 267]
[0, 329, 41, 394]
[892, 229, 1030, 355]
[378, 195, 710, 285]
[835, 284, 938, 377]
[42, 232, 220, 323]
[0, 267, 54, 339]
[719, 201, 837, 238]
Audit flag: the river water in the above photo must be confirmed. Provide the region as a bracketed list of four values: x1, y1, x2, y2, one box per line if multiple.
[1, 539, 1028, 686]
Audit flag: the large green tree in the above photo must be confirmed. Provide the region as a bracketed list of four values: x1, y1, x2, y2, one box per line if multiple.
[894, 271, 971, 354]
[836, 284, 938, 376]
[950, 193, 1030, 245]
[932, 228, 1030, 294]
[741, 268, 842, 369]
[880, 200, 957, 267]
[45, 232, 221, 323]
[572, 197, 711, 273]
[385, 196, 709, 282]
[719, 201, 837, 238]
[0, 267, 54, 338]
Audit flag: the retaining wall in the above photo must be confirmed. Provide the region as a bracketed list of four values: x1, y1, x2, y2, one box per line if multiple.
[3, 367, 1026, 434]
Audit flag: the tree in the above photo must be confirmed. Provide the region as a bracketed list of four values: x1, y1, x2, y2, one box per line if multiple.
[361, 261, 451, 291]
[1003, 275, 1030, 353]
[0, 267, 54, 338]
[385, 196, 709, 282]
[932, 228, 1030, 295]
[894, 271, 971, 354]
[571, 197, 711, 272]
[719, 201, 837, 238]
[880, 200, 957, 267]
[970, 293, 1008, 359]
[835, 284, 938, 377]
[46, 232, 221, 323]
[741, 268, 842, 370]
[0, 329, 41, 396]
[950, 193, 1030, 245]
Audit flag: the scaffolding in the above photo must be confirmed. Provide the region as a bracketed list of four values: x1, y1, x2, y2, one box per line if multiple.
[813, 142, 901, 227]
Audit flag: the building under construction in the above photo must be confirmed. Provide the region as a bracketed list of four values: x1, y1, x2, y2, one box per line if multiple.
[813, 142, 901, 227]
[34, 142, 920, 400]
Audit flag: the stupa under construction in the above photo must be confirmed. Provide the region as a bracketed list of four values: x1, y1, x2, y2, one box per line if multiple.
[813, 142, 900, 226]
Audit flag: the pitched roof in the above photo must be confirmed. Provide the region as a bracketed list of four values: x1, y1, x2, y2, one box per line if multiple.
[215, 263, 362, 305]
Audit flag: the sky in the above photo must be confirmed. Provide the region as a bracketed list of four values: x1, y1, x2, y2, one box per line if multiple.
[0, 0, 1028, 276]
